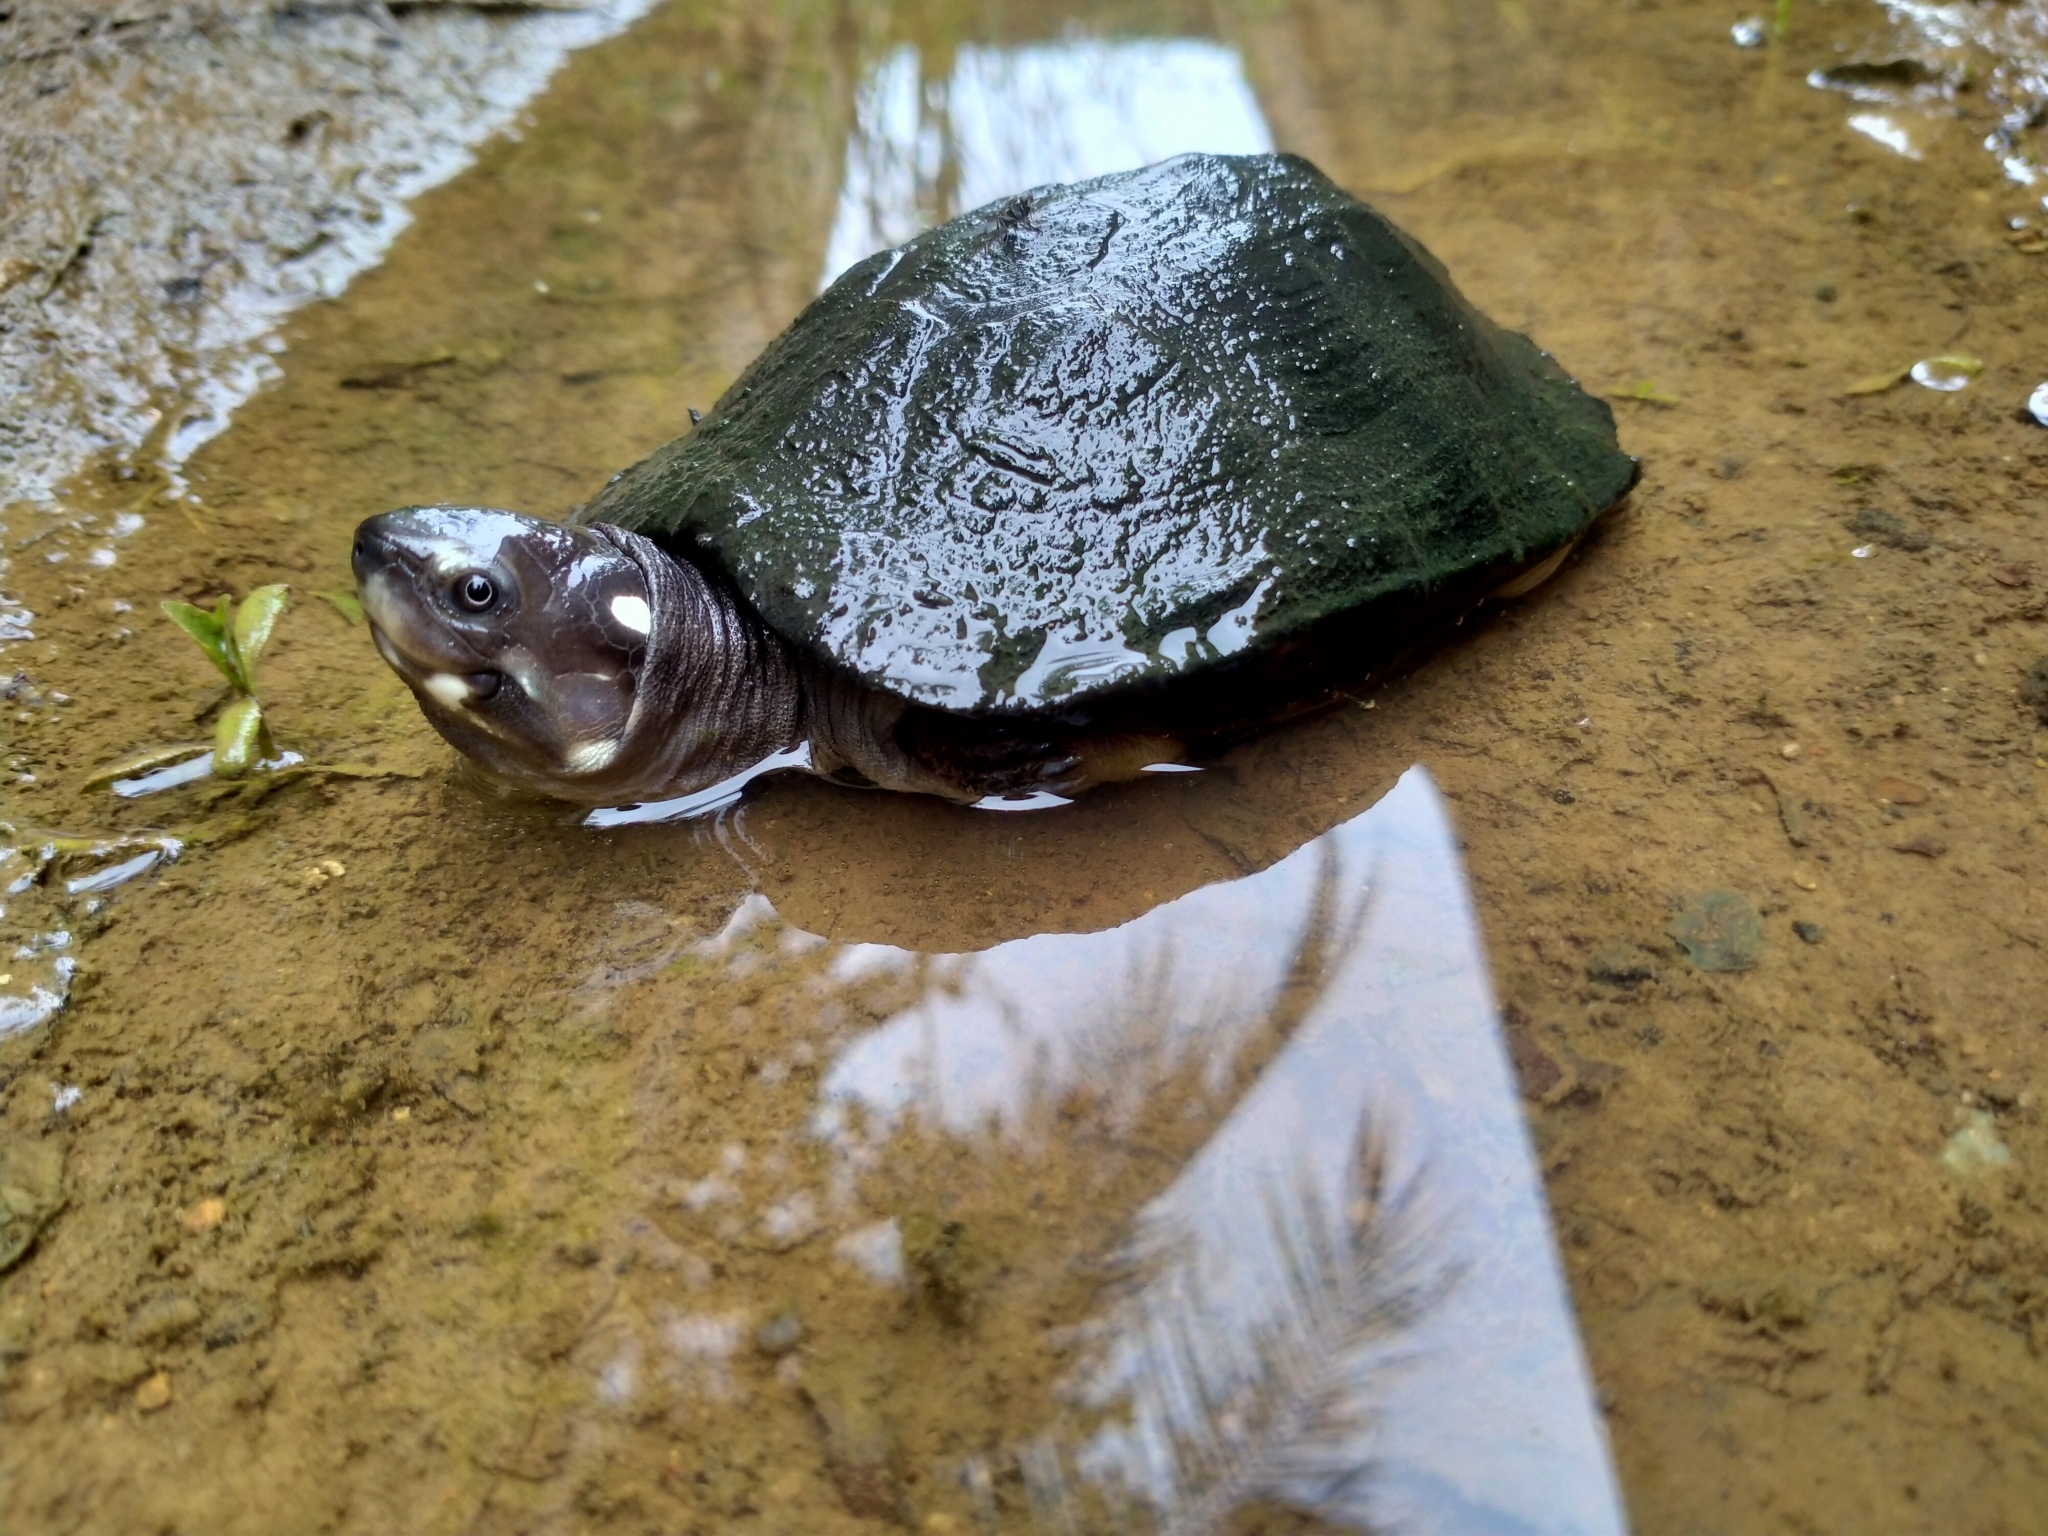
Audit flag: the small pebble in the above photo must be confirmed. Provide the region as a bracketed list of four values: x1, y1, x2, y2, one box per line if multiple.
[2029, 382, 2048, 427]
[1669, 889, 1763, 972]
[135, 1372, 173, 1412]
[755, 1310, 804, 1356]
[1793, 921, 1824, 944]
[391, 1105, 411, 1123]
[1942, 1111, 2011, 1174]
[183, 1198, 225, 1232]
[1872, 777, 1929, 806]
[300, 859, 345, 890]
[1791, 868, 1819, 891]
[1780, 742, 1801, 759]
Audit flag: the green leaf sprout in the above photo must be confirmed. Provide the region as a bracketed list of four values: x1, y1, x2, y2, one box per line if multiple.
[156, 584, 290, 779]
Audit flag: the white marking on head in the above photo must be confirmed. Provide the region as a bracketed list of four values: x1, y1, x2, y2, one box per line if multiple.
[423, 673, 472, 708]
[358, 569, 392, 616]
[565, 737, 622, 775]
[427, 541, 482, 580]
[610, 594, 652, 635]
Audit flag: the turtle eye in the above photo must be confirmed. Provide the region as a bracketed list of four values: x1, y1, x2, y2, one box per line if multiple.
[453, 573, 497, 612]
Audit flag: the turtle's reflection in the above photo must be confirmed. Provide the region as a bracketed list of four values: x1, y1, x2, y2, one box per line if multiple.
[583, 767, 1622, 1535]
[812, 836, 1361, 1155]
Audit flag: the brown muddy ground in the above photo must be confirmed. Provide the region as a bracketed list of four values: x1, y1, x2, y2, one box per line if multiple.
[3, 0, 2047, 1532]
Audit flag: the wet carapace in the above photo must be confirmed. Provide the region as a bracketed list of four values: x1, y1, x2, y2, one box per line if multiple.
[355, 152, 1636, 809]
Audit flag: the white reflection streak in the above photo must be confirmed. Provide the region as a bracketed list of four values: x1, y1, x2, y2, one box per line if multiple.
[1067, 1139, 1449, 1534]
[1812, 2, 2048, 183]
[1848, 111, 1921, 158]
[815, 877, 1331, 1147]
[947, 42, 1274, 210]
[819, 39, 1274, 289]
[816, 768, 1626, 1535]
[819, 48, 935, 289]
[1061, 775, 1622, 1534]
[583, 743, 813, 827]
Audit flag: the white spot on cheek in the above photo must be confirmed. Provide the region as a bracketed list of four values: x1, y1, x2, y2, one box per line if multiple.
[423, 673, 472, 708]
[359, 572, 403, 634]
[565, 738, 621, 774]
[610, 594, 651, 635]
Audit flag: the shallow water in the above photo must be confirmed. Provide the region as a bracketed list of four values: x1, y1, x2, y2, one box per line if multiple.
[4, 0, 2048, 1532]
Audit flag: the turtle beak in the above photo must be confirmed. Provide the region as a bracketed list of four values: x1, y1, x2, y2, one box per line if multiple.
[352, 509, 458, 594]
[352, 510, 495, 684]
[351, 513, 406, 595]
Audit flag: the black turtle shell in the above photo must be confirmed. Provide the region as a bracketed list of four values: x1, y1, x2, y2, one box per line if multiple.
[581, 152, 1636, 716]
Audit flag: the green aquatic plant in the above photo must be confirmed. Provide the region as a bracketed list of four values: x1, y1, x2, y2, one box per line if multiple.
[1608, 380, 1680, 408]
[160, 584, 289, 778]
[87, 580, 422, 797]
[1774, 0, 1793, 42]
[315, 588, 364, 625]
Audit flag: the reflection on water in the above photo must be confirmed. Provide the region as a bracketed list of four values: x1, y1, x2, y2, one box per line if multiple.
[7, 0, 2046, 1530]
[585, 744, 818, 827]
[677, 768, 1618, 1534]
[820, 38, 1272, 286]
[1808, 1, 2048, 193]
[0, 831, 180, 1038]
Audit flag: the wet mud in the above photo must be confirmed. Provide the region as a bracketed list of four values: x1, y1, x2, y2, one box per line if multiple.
[0, 0, 661, 505]
[4, 0, 2047, 1532]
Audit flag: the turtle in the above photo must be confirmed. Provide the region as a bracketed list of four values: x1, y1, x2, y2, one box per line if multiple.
[352, 152, 1636, 809]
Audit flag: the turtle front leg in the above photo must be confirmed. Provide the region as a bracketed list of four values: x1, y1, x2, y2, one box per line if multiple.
[799, 667, 984, 802]
[831, 684, 1190, 803]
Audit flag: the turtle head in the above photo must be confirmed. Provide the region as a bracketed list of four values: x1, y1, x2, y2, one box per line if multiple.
[352, 506, 655, 795]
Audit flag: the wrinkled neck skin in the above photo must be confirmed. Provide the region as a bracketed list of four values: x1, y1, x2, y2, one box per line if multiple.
[589, 527, 968, 806]
[569, 525, 805, 803]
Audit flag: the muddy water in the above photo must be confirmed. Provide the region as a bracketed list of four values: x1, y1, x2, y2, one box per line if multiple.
[4, 0, 2048, 1531]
